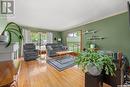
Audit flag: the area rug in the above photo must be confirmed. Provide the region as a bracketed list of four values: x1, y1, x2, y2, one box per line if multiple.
[47, 56, 75, 71]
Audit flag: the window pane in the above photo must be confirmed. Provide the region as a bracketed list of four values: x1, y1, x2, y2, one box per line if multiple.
[68, 33, 74, 37]
[30, 32, 49, 50]
[67, 31, 81, 52]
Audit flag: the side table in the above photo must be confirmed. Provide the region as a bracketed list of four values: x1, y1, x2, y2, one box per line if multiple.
[85, 73, 103, 87]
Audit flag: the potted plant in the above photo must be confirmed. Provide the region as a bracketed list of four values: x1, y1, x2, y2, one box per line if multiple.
[75, 49, 117, 87]
[75, 49, 116, 76]
[0, 22, 23, 47]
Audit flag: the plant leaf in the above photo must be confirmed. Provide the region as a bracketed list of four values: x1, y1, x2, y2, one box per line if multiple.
[6, 32, 12, 47]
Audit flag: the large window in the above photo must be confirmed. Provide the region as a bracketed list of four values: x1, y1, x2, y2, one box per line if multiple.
[67, 31, 81, 52]
[30, 32, 48, 50]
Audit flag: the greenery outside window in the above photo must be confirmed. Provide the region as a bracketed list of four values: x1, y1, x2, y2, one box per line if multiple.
[30, 31, 47, 50]
[67, 31, 81, 52]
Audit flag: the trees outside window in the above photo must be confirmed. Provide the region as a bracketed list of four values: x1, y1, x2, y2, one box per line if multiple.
[67, 31, 81, 52]
[30, 32, 48, 50]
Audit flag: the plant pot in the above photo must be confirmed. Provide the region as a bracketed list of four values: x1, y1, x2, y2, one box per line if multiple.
[87, 64, 102, 76]
[0, 35, 7, 42]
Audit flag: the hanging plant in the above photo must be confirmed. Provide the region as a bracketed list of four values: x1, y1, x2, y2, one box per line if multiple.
[0, 22, 23, 47]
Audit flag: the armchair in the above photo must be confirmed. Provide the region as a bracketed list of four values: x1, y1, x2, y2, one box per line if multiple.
[23, 43, 38, 61]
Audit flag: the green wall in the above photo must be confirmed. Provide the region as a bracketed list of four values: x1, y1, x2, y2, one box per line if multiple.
[62, 12, 130, 63]
[0, 15, 7, 35]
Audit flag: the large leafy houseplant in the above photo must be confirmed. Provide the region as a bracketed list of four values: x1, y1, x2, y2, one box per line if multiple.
[75, 49, 116, 76]
[0, 22, 23, 47]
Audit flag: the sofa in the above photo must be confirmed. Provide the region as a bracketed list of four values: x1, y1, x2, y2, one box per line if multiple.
[46, 43, 67, 57]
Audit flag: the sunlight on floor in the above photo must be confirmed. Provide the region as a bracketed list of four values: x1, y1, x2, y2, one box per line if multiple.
[29, 65, 47, 76]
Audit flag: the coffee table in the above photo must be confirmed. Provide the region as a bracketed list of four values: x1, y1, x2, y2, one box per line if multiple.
[56, 51, 73, 55]
[56, 51, 79, 57]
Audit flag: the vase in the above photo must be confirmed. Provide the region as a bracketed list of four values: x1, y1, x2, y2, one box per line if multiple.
[90, 43, 96, 48]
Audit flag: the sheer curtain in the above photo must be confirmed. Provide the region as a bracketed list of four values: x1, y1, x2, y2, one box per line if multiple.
[23, 29, 31, 43]
[20, 28, 31, 56]
[47, 32, 53, 43]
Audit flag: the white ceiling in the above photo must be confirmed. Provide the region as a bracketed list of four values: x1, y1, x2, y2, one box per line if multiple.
[7, 0, 127, 31]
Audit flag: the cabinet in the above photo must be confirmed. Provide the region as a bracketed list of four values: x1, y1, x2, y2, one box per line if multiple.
[0, 43, 19, 61]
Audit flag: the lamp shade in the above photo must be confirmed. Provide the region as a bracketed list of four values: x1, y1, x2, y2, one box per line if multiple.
[57, 38, 61, 41]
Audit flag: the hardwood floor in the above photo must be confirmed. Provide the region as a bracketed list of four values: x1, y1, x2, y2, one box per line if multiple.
[18, 60, 111, 87]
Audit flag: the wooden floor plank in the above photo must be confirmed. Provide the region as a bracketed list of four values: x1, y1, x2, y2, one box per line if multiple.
[18, 60, 111, 87]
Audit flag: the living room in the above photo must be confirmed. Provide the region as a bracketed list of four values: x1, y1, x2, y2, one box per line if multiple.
[0, 0, 130, 87]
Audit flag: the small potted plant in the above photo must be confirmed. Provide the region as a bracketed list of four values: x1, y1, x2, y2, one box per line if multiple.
[0, 22, 23, 47]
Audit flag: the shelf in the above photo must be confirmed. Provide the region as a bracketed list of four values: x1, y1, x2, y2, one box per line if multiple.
[87, 36, 105, 40]
[85, 30, 97, 34]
